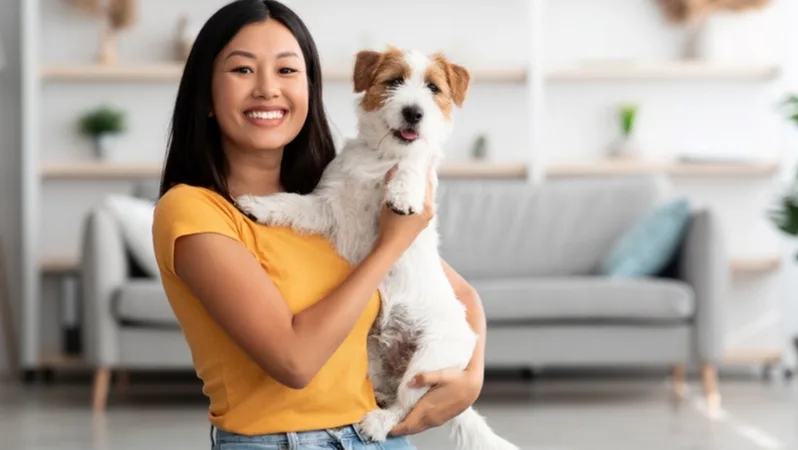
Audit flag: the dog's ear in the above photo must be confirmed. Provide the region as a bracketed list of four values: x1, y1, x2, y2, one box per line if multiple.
[353, 50, 382, 93]
[446, 62, 471, 108]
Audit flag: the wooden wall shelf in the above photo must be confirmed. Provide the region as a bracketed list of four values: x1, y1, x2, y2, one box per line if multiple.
[41, 256, 781, 276]
[438, 162, 528, 179]
[730, 257, 782, 275]
[40, 62, 778, 84]
[547, 160, 780, 177]
[41, 64, 528, 84]
[548, 61, 780, 81]
[40, 161, 527, 180]
[41, 162, 162, 179]
[723, 348, 782, 365]
[39, 160, 780, 181]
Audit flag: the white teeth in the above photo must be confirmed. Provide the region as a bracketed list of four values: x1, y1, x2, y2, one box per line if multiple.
[246, 110, 285, 120]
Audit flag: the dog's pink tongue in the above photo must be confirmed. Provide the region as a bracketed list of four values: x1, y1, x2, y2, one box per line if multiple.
[400, 129, 418, 140]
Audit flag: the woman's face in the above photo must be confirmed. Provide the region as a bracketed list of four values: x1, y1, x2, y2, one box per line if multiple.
[211, 19, 309, 155]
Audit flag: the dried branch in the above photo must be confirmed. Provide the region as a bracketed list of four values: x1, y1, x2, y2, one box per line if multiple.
[654, 0, 773, 24]
[108, 0, 136, 30]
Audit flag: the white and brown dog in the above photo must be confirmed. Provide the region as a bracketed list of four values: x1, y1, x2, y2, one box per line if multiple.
[237, 47, 518, 450]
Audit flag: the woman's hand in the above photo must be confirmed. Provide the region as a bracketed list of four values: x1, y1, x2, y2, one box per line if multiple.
[389, 366, 483, 436]
[375, 167, 435, 255]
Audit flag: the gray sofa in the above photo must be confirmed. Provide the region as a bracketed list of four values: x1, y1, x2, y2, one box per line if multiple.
[80, 205, 193, 411]
[79, 174, 727, 410]
[436, 174, 727, 406]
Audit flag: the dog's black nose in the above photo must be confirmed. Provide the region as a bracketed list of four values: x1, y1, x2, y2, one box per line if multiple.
[402, 105, 423, 125]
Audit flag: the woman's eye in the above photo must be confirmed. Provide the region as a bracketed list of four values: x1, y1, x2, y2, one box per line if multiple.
[427, 83, 440, 94]
[279, 67, 298, 74]
[232, 66, 253, 74]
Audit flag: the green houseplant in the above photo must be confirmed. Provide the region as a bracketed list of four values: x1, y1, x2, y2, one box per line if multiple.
[608, 103, 641, 159]
[78, 105, 126, 159]
[769, 94, 798, 258]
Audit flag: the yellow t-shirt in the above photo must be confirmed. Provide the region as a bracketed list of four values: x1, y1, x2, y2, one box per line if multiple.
[152, 183, 380, 435]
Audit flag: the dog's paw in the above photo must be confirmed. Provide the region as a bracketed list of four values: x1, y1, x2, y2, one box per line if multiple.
[235, 195, 259, 216]
[235, 195, 275, 224]
[385, 181, 424, 216]
[359, 408, 400, 442]
[387, 200, 414, 216]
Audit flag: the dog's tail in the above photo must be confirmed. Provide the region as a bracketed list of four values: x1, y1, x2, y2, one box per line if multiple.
[448, 406, 519, 450]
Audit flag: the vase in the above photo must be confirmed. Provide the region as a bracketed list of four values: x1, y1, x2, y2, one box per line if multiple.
[608, 135, 641, 160]
[92, 134, 117, 160]
[471, 135, 488, 160]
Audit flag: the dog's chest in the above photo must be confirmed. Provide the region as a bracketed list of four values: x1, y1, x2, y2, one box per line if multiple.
[327, 175, 385, 264]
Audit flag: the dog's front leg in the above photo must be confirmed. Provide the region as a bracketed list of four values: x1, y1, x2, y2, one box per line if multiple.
[235, 192, 332, 237]
[384, 154, 429, 216]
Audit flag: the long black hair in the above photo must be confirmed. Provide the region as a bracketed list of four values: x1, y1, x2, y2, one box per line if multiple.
[159, 0, 336, 200]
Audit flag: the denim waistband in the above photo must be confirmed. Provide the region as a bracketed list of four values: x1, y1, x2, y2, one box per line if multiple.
[211, 423, 375, 447]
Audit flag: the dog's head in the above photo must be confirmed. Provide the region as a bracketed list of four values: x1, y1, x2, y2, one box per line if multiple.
[352, 47, 470, 153]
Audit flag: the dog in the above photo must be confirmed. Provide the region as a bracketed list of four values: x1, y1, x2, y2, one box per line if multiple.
[236, 46, 518, 450]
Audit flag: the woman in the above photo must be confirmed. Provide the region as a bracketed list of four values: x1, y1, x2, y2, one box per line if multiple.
[152, 1, 488, 448]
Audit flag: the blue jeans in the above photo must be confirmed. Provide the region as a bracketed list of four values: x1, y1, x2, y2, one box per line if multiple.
[211, 424, 416, 450]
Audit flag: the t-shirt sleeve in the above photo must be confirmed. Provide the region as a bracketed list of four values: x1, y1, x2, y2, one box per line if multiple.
[152, 185, 242, 276]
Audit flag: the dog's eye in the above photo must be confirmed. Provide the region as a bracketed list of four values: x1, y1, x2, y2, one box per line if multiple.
[386, 77, 404, 87]
[427, 83, 440, 94]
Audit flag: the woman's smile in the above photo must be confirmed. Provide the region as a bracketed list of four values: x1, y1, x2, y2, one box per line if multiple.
[243, 105, 289, 129]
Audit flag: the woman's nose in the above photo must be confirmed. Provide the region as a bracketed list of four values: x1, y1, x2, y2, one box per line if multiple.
[253, 70, 279, 98]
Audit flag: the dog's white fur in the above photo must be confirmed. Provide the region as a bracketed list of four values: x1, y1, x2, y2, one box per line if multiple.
[237, 47, 518, 450]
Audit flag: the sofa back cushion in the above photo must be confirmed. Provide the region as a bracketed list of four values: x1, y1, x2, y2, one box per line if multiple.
[436, 175, 671, 278]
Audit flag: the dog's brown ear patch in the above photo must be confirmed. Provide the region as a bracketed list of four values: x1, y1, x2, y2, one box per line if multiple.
[446, 62, 470, 108]
[353, 50, 382, 93]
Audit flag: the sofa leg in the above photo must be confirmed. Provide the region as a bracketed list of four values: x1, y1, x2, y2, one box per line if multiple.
[672, 364, 687, 400]
[92, 368, 111, 412]
[701, 364, 721, 411]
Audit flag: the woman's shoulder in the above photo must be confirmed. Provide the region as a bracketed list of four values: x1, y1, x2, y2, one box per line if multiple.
[152, 184, 243, 246]
[153, 184, 244, 275]
[157, 183, 232, 210]
[155, 184, 240, 222]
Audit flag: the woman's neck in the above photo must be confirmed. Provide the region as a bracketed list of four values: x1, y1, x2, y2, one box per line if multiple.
[225, 146, 284, 198]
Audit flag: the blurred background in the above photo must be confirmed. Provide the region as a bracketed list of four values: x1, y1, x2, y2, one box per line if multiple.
[3, 0, 798, 448]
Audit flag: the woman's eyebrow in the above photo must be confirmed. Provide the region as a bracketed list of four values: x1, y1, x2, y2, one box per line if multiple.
[276, 51, 300, 59]
[225, 50, 256, 60]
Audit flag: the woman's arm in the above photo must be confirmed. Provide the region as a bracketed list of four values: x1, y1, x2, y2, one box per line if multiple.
[174, 232, 403, 389]
[442, 258, 486, 386]
[390, 258, 487, 436]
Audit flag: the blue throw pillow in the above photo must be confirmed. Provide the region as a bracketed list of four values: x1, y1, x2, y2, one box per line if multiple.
[600, 198, 692, 278]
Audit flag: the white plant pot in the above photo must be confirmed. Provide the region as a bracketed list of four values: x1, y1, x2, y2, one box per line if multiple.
[608, 135, 641, 159]
[93, 134, 118, 160]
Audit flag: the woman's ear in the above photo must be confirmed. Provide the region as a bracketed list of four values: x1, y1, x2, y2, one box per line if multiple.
[353, 50, 382, 93]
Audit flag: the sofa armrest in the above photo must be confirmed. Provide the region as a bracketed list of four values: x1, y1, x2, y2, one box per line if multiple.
[678, 209, 730, 365]
[80, 207, 128, 367]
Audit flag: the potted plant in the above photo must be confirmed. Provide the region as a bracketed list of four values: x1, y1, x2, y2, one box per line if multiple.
[769, 95, 798, 254]
[471, 134, 488, 160]
[78, 105, 126, 160]
[608, 104, 641, 159]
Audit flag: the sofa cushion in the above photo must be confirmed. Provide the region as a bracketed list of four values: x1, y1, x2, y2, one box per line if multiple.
[113, 281, 179, 328]
[600, 198, 692, 277]
[104, 194, 160, 278]
[471, 277, 694, 323]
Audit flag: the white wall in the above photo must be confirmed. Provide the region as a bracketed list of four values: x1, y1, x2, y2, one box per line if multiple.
[13, 0, 798, 371]
[0, 0, 21, 378]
